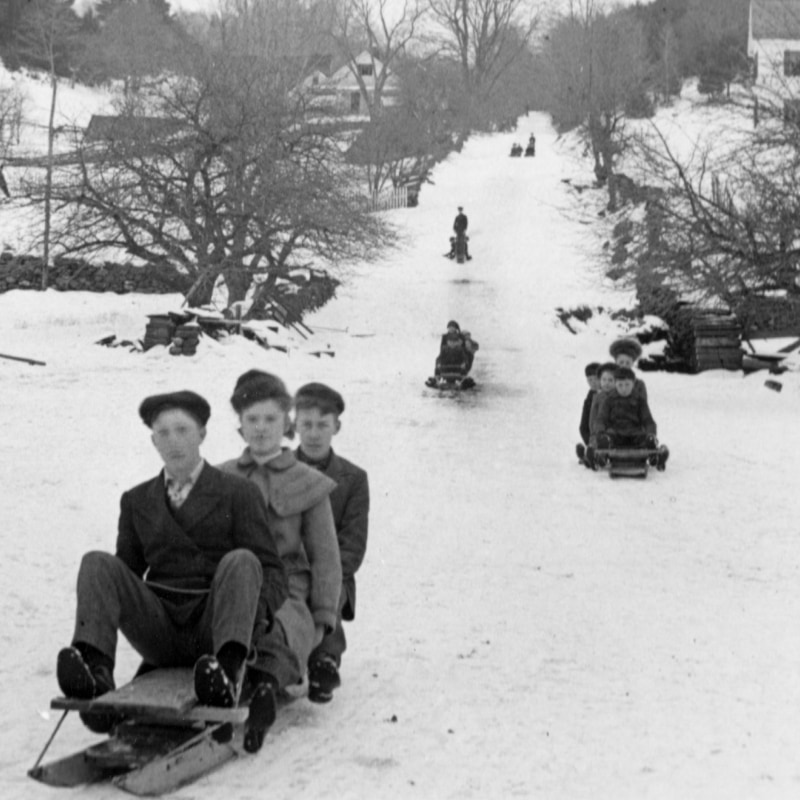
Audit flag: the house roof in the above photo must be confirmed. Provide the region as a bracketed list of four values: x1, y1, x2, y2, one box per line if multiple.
[283, 54, 334, 79]
[751, 0, 800, 39]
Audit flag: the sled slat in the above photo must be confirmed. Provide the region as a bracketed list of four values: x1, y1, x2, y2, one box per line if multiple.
[51, 668, 248, 724]
[51, 696, 248, 724]
[609, 463, 648, 479]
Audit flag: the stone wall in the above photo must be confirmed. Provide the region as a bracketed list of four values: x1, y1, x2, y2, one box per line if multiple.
[0, 252, 193, 295]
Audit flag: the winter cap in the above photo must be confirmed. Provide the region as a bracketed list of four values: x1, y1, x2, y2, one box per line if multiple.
[609, 337, 642, 360]
[295, 382, 345, 416]
[446, 320, 460, 331]
[584, 361, 601, 376]
[598, 361, 617, 378]
[230, 369, 292, 413]
[139, 390, 210, 428]
[457, 206, 463, 211]
[614, 366, 636, 381]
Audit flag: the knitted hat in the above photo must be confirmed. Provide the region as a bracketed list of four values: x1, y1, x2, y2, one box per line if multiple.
[609, 337, 642, 360]
[139, 390, 210, 428]
[295, 382, 345, 416]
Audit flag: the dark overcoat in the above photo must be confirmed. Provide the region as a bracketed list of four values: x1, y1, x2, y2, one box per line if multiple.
[115, 463, 288, 623]
[309, 449, 369, 622]
[579, 389, 596, 444]
[595, 391, 657, 438]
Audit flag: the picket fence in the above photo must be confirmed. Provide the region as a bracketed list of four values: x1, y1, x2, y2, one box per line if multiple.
[349, 186, 408, 211]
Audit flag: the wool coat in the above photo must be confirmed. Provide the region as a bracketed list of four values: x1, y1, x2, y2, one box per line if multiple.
[436, 346, 468, 376]
[315, 449, 370, 622]
[594, 390, 657, 438]
[115, 462, 288, 625]
[218, 448, 341, 667]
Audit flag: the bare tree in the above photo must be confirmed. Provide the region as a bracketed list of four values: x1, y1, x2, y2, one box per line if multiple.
[79, 0, 181, 94]
[428, 0, 539, 108]
[541, 0, 651, 210]
[15, 0, 82, 289]
[34, 20, 393, 312]
[326, 0, 429, 121]
[0, 84, 24, 155]
[622, 116, 800, 327]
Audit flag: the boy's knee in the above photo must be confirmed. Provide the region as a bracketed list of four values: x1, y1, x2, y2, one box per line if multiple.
[217, 548, 263, 582]
[79, 550, 121, 579]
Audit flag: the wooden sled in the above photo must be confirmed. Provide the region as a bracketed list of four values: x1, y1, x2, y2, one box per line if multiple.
[29, 668, 257, 795]
[425, 371, 476, 391]
[595, 447, 665, 479]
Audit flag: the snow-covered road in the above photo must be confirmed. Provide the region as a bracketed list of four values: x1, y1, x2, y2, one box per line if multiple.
[2, 113, 800, 800]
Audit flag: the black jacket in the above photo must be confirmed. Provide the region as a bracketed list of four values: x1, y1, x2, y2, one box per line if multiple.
[297, 448, 369, 620]
[116, 463, 288, 623]
[579, 389, 595, 445]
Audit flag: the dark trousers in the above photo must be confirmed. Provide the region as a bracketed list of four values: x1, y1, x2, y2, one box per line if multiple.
[250, 618, 302, 689]
[72, 549, 262, 667]
[598, 432, 655, 449]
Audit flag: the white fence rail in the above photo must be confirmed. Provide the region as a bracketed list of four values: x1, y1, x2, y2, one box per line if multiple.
[348, 186, 408, 212]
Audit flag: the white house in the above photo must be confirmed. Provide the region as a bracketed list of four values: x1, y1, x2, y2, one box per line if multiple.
[748, 0, 800, 97]
[319, 50, 400, 117]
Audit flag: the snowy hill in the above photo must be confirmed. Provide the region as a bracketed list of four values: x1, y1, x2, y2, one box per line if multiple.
[2, 75, 800, 800]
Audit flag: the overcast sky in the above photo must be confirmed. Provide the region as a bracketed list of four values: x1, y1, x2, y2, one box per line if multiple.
[160, 0, 644, 18]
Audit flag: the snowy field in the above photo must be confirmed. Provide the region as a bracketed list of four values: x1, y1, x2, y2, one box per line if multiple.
[2, 112, 800, 800]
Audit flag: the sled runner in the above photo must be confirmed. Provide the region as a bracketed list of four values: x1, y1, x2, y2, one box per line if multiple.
[592, 446, 669, 478]
[29, 668, 290, 795]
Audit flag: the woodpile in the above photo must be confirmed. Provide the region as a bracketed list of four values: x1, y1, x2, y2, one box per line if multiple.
[144, 314, 202, 356]
[687, 311, 743, 373]
[665, 306, 742, 373]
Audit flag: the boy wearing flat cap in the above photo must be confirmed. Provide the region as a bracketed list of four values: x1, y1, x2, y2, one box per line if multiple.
[56, 390, 287, 748]
[294, 383, 370, 703]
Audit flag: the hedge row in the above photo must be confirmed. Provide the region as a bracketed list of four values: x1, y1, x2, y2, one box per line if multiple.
[0, 252, 193, 295]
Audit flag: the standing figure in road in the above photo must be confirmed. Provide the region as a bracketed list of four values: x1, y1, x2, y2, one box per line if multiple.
[525, 133, 536, 157]
[453, 206, 472, 261]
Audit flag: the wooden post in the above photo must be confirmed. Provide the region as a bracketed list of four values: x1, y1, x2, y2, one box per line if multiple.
[0, 352, 46, 366]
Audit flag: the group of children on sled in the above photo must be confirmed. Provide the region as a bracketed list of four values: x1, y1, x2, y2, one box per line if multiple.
[426, 319, 480, 388]
[55, 374, 369, 754]
[576, 337, 669, 471]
